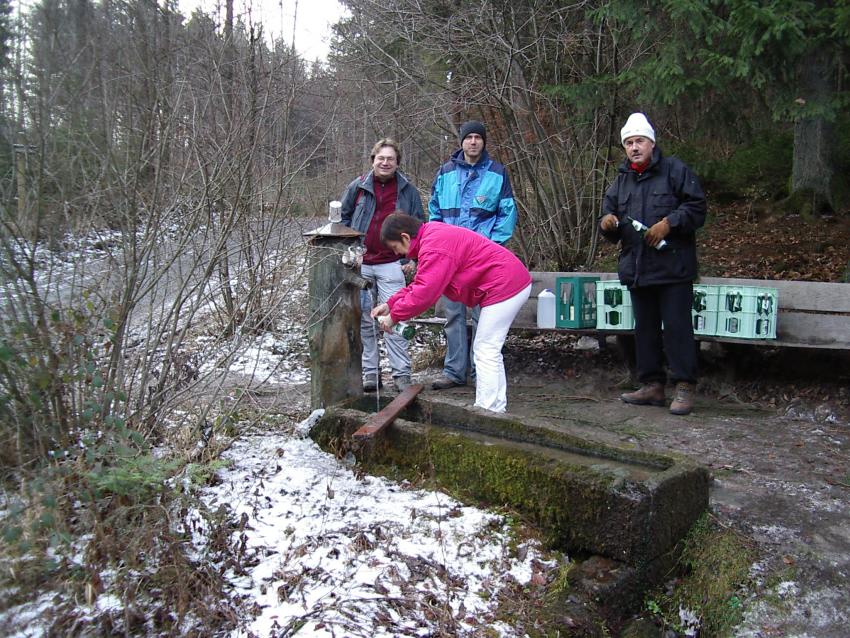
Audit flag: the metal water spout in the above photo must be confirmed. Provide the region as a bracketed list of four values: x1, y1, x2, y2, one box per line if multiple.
[304, 219, 371, 409]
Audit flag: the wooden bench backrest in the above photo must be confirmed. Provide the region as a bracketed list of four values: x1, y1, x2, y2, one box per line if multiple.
[514, 272, 850, 350]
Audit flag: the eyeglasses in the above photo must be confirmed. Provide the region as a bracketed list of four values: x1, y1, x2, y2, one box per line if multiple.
[374, 155, 398, 164]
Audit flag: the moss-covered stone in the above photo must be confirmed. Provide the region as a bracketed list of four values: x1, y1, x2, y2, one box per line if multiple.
[642, 513, 755, 637]
[311, 403, 710, 569]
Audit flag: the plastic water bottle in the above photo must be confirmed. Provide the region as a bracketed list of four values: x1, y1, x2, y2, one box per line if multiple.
[536, 289, 556, 329]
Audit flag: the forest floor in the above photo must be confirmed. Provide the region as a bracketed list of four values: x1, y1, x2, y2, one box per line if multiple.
[238, 202, 850, 637]
[686, 201, 850, 282]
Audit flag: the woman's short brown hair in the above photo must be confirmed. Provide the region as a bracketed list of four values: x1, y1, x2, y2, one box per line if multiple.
[381, 211, 423, 244]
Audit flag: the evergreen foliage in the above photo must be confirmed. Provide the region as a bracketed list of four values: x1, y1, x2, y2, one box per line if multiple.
[668, 130, 793, 200]
[582, 0, 850, 206]
[0, 0, 11, 72]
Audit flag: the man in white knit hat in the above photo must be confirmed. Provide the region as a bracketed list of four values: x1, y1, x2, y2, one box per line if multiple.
[599, 113, 707, 415]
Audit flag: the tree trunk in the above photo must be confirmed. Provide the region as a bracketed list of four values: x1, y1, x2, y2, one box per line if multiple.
[790, 51, 834, 214]
[791, 118, 833, 213]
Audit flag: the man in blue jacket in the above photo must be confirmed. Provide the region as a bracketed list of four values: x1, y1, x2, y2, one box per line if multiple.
[428, 120, 518, 390]
[599, 113, 707, 415]
[340, 138, 425, 393]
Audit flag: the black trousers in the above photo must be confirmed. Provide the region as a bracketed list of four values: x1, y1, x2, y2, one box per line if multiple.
[630, 281, 698, 385]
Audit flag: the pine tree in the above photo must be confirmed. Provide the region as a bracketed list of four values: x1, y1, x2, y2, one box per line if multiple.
[593, 0, 850, 213]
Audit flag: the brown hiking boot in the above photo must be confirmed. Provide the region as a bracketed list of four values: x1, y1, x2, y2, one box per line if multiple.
[620, 382, 665, 406]
[431, 375, 465, 390]
[670, 382, 696, 415]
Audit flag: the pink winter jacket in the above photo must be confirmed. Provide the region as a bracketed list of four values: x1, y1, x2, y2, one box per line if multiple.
[386, 222, 531, 322]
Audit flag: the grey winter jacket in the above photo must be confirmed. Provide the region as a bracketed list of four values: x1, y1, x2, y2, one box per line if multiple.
[339, 170, 425, 235]
[600, 147, 707, 288]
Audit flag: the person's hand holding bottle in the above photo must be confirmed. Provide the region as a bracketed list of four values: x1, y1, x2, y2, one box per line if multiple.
[371, 303, 394, 333]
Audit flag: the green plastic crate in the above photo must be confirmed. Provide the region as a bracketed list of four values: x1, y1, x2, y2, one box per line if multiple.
[596, 280, 634, 330]
[691, 284, 719, 336]
[714, 285, 778, 339]
[556, 276, 599, 328]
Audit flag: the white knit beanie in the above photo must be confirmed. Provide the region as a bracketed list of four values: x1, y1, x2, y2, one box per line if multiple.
[620, 113, 656, 145]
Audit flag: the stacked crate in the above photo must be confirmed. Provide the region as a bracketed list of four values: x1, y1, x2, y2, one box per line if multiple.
[691, 284, 719, 336]
[593, 281, 778, 339]
[555, 276, 599, 328]
[713, 285, 778, 339]
[596, 280, 634, 330]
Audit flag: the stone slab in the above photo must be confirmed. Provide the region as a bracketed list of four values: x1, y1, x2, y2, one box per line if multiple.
[311, 398, 710, 568]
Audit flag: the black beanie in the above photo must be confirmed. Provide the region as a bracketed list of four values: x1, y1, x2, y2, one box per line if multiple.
[459, 120, 486, 146]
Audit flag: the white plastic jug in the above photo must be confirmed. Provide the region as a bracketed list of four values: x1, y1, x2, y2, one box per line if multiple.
[536, 289, 556, 329]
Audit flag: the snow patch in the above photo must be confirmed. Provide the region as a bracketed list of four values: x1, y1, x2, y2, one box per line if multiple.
[193, 426, 553, 637]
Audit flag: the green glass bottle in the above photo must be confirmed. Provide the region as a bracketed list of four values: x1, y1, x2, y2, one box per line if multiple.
[624, 216, 668, 250]
[391, 321, 416, 340]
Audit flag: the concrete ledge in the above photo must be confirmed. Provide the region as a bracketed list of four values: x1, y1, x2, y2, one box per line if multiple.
[311, 398, 709, 568]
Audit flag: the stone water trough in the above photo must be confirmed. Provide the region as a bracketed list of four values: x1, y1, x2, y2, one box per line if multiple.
[303, 219, 710, 630]
[310, 394, 709, 574]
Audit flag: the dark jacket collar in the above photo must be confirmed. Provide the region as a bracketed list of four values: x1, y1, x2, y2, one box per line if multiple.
[451, 147, 491, 169]
[360, 169, 409, 193]
[619, 145, 663, 174]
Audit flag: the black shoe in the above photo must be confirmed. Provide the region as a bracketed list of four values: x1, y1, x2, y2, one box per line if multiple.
[431, 375, 464, 390]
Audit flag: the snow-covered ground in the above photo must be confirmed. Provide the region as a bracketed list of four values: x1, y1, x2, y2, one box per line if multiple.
[1, 224, 557, 636]
[192, 411, 553, 638]
[185, 251, 554, 636]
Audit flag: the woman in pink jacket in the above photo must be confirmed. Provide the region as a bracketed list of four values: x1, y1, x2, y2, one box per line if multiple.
[371, 212, 532, 413]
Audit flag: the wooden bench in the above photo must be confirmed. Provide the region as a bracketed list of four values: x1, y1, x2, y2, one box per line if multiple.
[414, 272, 850, 350]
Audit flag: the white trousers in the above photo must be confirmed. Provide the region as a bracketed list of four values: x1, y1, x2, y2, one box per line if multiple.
[473, 283, 532, 413]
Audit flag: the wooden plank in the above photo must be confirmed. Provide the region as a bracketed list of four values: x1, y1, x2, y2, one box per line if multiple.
[529, 272, 850, 313]
[408, 317, 447, 327]
[512, 308, 850, 350]
[352, 384, 424, 440]
[412, 313, 850, 348]
[774, 311, 850, 348]
[699, 277, 850, 313]
[418, 271, 850, 349]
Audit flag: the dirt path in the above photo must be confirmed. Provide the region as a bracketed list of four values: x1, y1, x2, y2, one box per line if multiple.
[407, 339, 850, 637]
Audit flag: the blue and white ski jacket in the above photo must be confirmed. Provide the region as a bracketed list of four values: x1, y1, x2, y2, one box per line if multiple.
[428, 149, 517, 245]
